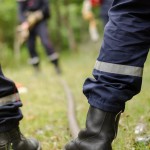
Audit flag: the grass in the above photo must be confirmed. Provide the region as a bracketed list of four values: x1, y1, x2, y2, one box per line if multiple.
[3, 39, 150, 150]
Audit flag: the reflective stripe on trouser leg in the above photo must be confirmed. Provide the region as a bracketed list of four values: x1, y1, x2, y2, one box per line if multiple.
[0, 67, 23, 131]
[28, 57, 40, 65]
[94, 61, 143, 77]
[83, 0, 150, 112]
[0, 93, 20, 106]
[48, 53, 59, 61]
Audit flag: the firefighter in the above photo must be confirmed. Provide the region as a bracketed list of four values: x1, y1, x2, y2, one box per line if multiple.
[64, 0, 150, 149]
[0, 66, 41, 149]
[82, 0, 99, 42]
[17, 0, 61, 74]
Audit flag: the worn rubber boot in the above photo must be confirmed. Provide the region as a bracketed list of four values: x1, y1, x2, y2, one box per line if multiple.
[33, 63, 41, 73]
[51, 59, 62, 75]
[64, 106, 121, 150]
[0, 127, 41, 150]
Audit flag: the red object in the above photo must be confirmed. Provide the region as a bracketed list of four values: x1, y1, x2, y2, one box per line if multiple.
[90, 0, 103, 7]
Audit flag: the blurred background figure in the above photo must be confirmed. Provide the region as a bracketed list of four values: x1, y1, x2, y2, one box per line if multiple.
[100, 0, 113, 26]
[82, 0, 100, 42]
[82, 0, 112, 42]
[16, 0, 61, 74]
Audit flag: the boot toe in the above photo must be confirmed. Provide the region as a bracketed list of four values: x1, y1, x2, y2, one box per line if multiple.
[64, 140, 79, 150]
[16, 138, 41, 150]
[28, 138, 42, 150]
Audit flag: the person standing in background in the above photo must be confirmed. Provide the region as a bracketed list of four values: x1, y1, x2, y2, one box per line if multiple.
[17, 0, 61, 74]
[82, 0, 100, 42]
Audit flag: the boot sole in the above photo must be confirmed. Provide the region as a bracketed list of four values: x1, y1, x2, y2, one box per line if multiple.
[37, 146, 42, 150]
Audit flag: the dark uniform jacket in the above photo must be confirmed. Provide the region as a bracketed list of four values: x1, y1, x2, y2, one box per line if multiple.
[17, 0, 50, 23]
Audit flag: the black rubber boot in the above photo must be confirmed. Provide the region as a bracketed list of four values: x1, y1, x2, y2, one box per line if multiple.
[64, 106, 121, 150]
[28, 57, 40, 73]
[51, 59, 62, 75]
[0, 127, 41, 150]
[33, 63, 41, 73]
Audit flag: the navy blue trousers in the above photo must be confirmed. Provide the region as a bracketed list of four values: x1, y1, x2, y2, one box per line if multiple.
[27, 20, 56, 65]
[83, 0, 150, 112]
[0, 67, 23, 132]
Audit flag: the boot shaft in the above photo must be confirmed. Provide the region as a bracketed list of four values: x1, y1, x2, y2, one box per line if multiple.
[79, 106, 121, 141]
[64, 106, 121, 150]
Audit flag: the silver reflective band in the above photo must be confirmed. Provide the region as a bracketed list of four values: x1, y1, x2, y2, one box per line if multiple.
[28, 57, 39, 65]
[0, 93, 20, 106]
[94, 60, 143, 77]
[49, 53, 59, 61]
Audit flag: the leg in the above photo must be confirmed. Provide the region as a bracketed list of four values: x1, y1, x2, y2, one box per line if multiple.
[27, 28, 40, 71]
[37, 21, 61, 74]
[64, 0, 150, 150]
[82, 0, 99, 42]
[0, 67, 41, 150]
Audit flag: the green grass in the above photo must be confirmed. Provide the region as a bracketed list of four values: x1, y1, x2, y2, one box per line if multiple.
[3, 39, 150, 150]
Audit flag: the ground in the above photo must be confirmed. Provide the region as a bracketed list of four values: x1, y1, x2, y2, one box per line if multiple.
[3, 41, 150, 150]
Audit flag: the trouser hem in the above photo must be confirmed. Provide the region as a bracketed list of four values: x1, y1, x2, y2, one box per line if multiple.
[88, 99, 125, 113]
[0, 122, 19, 133]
